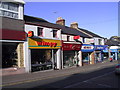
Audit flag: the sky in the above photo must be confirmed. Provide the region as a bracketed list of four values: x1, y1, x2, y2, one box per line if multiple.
[24, 2, 118, 39]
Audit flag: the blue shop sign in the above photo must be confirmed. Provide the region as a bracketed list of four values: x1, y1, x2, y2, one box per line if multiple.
[95, 45, 108, 51]
[103, 49, 118, 53]
[110, 49, 118, 52]
[81, 44, 94, 52]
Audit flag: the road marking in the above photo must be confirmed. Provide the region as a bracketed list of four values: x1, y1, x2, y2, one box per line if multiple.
[64, 71, 114, 88]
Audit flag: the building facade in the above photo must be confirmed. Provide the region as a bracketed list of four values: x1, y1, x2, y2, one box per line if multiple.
[24, 15, 62, 72]
[56, 17, 91, 68]
[69, 22, 106, 65]
[0, 0, 26, 74]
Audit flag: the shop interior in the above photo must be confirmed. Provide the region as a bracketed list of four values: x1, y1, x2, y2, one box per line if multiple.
[2, 42, 18, 68]
[63, 51, 78, 68]
[82, 52, 91, 65]
[31, 49, 57, 71]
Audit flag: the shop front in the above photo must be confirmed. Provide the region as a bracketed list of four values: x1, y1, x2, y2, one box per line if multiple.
[26, 38, 61, 72]
[103, 46, 120, 60]
[81, 44, 95, 65]
[62, 43, 82, 68]
[94, 45, 108, 63]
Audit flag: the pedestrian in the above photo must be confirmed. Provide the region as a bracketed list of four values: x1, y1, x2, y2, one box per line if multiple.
[109, 57, 113, 62]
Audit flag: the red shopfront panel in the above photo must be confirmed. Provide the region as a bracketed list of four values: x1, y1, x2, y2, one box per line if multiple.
[0, 29, 27, 41]
[62, 43, 82, 51]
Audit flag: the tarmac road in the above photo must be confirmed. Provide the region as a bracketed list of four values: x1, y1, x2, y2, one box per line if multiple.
[1, 60, 120, 89]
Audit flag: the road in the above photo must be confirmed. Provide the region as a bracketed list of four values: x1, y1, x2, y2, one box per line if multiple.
[2, 61, 120, 89]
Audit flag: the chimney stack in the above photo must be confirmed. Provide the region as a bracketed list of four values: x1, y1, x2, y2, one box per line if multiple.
[70, 22, 78, 29]
[56, 17, 65, 26]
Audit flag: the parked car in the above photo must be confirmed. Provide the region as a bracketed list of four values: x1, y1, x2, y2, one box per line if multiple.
[115, 64, 120, 75]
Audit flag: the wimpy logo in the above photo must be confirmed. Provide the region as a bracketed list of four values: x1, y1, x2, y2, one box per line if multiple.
[36, 41, 57, 47]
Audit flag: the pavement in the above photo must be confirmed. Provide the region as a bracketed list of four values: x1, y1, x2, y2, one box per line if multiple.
[1, 59, 118, 87]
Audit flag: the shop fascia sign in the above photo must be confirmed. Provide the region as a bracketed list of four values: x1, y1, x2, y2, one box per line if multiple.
[36, 41, 57, 47]
[81, 45, 94, 50]
[95, 45, 108, 50]
[62, 43, 82, 50]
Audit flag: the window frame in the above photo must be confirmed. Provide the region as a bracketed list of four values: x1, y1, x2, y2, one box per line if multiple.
[67, 35, 70, 41]
[0, 2, 19, 19]
[38, 27, 43, 37]
[53, 30, 57, 38]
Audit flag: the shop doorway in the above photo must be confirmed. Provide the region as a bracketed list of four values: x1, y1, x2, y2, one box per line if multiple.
[82, 52, 91, 65]
[103, 52, 109, 60]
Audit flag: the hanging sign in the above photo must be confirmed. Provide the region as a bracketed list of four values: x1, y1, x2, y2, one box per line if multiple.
[28, 31, 34, 37]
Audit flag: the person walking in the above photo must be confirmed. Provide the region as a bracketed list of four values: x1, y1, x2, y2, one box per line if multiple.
[109, 56, 113, 62]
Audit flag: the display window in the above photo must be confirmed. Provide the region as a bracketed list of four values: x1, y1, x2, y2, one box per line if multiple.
[63, 51, 78, 68]
[31, 49, 53, 71]
[2, 42, 18, 68]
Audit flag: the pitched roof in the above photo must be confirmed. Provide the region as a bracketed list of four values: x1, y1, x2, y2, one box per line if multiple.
[24, 15, 91, 38]
[105, 36, 120, 46]
[78, 28, 103, 38]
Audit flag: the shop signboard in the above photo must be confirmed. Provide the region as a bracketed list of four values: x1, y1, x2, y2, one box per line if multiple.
[95, 45, 108, 51]
[103, 49, 118, 53]
[81, 44, 94, 52]
[28, 38, 61, 49]
[62, 43, 82, 50]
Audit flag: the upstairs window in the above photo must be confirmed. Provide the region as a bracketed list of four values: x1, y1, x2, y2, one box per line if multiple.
[1, 2, 18, 12]
[98, 39, 102, 45]
[67, 36, 70, 41]
[38, 27, 43, 37]
[53, 30, 57, 38]
[0, 2, 19, 19]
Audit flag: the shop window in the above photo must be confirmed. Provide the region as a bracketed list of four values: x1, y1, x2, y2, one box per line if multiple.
[31, 49, 53, 71]
[63, 51, 78, 68]
[53, 30, 57, 38]
[2, 43, 18, 68]
[38, 27, 43, 37]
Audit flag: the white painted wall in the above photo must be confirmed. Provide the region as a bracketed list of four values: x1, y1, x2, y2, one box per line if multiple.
[25, 24, 38, 36]
[25, 24, 61, 40]
[18, 4, 24, 20]
[93, 37, 104, 45]
[44, 28, 53, 38]
[62, 34, 67, 41]
[23, 41, 31, 72]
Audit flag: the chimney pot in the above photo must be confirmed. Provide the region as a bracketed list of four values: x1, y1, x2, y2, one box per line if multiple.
[56, 17, 65, 26]
[70, 22, 78, 29]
